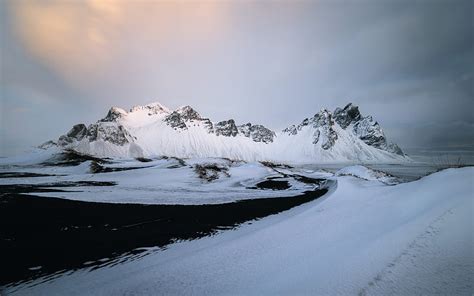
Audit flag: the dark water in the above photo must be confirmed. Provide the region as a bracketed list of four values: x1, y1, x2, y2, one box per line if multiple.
[0, 177, 330, 287]
[0, 172, 56, 178]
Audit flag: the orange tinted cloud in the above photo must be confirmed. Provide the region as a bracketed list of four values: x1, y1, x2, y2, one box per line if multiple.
[8, 0, 227, 89]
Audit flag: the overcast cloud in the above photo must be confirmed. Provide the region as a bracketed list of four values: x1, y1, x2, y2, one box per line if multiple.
[1, 0, 473, 156]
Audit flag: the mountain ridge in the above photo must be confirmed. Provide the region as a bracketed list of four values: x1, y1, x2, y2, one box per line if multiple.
[45, 102, 406, 163]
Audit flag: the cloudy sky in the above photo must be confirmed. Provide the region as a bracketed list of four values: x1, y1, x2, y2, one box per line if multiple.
[1, 0, 472, 156]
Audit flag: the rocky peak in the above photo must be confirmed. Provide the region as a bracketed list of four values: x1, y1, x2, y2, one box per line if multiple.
[164, 111, 187, 130]
[57, 120, 133, 147]
[334, 103, 404, 155]
[66, 124, 88, 139]
[215, 119, 238, 137]
[38, 140, 58, 149]
[311, 109, 338, 150]
[283, 109, 337, 150]
[130, 102, 170, 115]
[312, 109, 332, 127]
[282, 117, 310, 135]
[58, 124, 88, 146]
[333, 103, 361, 129]
[352, 115, 403, 155]
[100, 107, 127, 122]
[238, 123, 276, 143]
[164, 105, 213, 131]
[176, 106, 201, 121]
[238, 123, 253, 138]
[198, 118, 214, 132]
[282, 124, 298, 135]
[86, 122, 133, 146]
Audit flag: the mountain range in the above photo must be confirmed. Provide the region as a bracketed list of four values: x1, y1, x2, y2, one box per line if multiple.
[42, 102, 406, 163]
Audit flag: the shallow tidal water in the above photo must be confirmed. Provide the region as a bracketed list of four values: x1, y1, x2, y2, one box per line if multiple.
[0, 176, 329, 287]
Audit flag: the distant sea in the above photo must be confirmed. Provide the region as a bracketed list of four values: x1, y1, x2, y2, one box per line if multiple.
[404, 146, 474, 165]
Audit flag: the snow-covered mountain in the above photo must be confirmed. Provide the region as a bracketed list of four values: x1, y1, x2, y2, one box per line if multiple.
[47, 102, 406, 163]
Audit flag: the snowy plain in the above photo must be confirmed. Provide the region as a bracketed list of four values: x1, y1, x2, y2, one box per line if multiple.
[2, 161, 473, 295]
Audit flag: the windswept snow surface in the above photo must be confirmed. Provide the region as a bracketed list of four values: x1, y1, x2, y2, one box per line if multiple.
[6, 167, 473, 295]
[336, 165, 400, 184]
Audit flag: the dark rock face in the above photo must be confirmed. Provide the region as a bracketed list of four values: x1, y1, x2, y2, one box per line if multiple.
[352, 116, 403, 155]
[333, 103, 361, 129]
[38, 140, 58, 149]
[283, 110, 338, 150]
[67, 124, 88, 140]
[164, 111, 187, 130]
[238, 123, 276, 143]
[59, 120, 133, 147]
[334, 103, 404, 155]
[164, 105, 275, 141]
[311, 110, 338, 150]
[215, 120, 238, 137]
[200, 119, 214, 132]
[238, 123, 252, 137]
[352, 116, 385, 147]
[164, 106, 213, 132]
[282, 124, 298, 135]
[86, 123, 132, 146]
[58, 124, 88, 146]
[194, 163, 230, 182]
[176, 106, 201, 121]
[100, 107, 126, 122]
[283, 118, 311, 136]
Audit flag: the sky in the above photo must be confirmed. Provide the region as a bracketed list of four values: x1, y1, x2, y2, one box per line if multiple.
[1, 0, 473, 156]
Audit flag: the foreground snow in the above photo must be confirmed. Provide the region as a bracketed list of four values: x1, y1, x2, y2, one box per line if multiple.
[6, 167, 473, 295]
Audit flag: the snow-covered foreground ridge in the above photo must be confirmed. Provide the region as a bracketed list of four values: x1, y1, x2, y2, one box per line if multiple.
[43, 102, 407, 163]
[8, 167, 473, 295]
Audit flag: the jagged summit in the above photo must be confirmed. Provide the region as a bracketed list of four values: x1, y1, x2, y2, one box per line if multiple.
[130, 102, 170, 114]
[51, 102, 406, 163]
[101, 107, 127, 122]
[280, 103, 403, 155]
[333, 103, 403, 155]
[175, 105, 201, 119]
[333, 103, 361, 129]
[164, 105, 213, 131]
[238, 123, 275, 143]
[283, 109, 338, 150]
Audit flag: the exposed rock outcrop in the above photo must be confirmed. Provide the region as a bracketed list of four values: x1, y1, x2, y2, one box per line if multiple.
[86, 123, 133, 146]
[164, 106, 213, 132]
[333, 103, 403, 155]
[100, 107, 127, 122]
[215, 119, 238, 137]
[333, 103, 361, 129]
[238, 123, 276, 143]
[58, 124, 88, 146]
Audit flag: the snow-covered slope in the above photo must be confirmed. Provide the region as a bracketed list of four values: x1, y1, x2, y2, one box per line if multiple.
[47, 102, 407, 163]
[7, 167, 473, 295]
